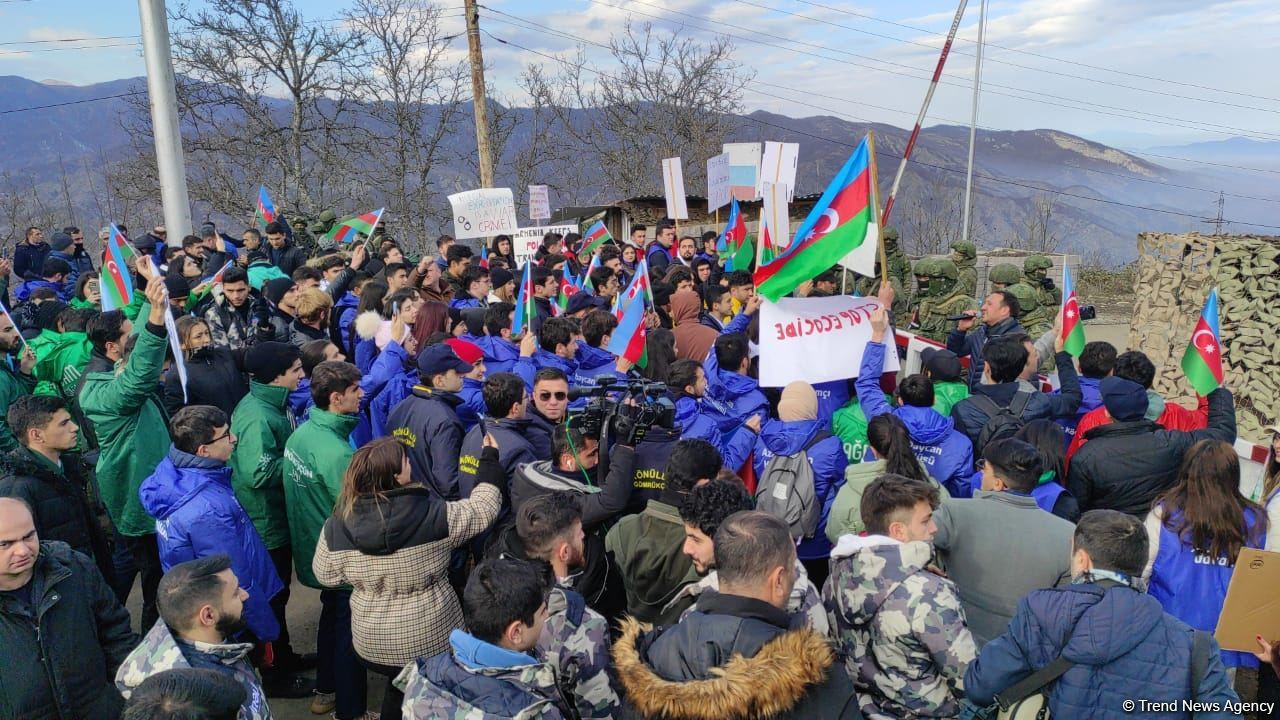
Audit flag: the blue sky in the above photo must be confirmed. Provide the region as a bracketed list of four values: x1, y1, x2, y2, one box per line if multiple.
[2, 0, 1277, 148]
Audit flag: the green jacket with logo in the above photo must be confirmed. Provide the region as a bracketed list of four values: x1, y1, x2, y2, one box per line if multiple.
[231, 381, 295, 550]
[283, 407, 358, 588]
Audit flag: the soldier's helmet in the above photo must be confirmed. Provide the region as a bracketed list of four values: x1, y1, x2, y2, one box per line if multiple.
[950, 240, 976, 261]
[1024, 254, 1053, 274]
[1007, 283, 1040, 313]
[913, 257, 936, 295]
[988, 263, 1022, 287]
[317, 209, 339, 223]
[930, 258, 959, 294]
[882, 226, 900, 245]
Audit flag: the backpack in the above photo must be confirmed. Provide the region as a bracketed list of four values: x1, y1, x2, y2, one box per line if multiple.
[971, 391, 1033, 456]
[755, 430, 831, 539]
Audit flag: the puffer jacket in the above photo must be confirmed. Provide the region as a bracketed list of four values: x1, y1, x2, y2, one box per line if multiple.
[1066, 390, 1210, 462]
[140, 446, 284, 642]
[204, 293, 260, 351]
[514, 348, 580, 393]
[458, 376, 485, 431]
[752, 418, 848, 560]
[475, 334, 521, 376]
[28, 328, 91, 400]
[266, 238, 307, 276]
[946, 316, 1024, 389]
[0, 541, 137, 720]
[15, 278, 70, 303]
[857, 341, 977, 497]
[1068, 387, 1235, 516]
[673, 395, 754, 471]
[965, 582, 1238, 719]
[1055, 375, 1104, 439]
[0, 447, 111, 580]
[387, 385, 466, 500]
[574, 341, 627, 387]
[814, 379, 851, 430]
[313, 458, 501, 667]
[459, 416, 537, 498]
[701, 349, 768, 433]
[950, 351, 1081, 455]
[613, 591, 861, 720]
[824, 534, 976, 720]
[825, 458, 946, 543]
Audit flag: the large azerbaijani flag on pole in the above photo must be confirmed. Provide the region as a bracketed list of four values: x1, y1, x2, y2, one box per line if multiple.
[1060, 264, 1086, 357]
[1181, 288, 1225, 396]
[324, 208, 385, 245]
[755, 136, 876, 301]
[100, 224, 135, 312]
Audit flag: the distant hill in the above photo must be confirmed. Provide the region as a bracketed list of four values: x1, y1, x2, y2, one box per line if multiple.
[0, 75, 1274, 264]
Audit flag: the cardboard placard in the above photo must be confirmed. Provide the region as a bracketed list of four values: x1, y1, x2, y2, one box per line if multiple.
[723, 142, 761, 201]
[661, 157, 688, 220]
[758, 295, 899, 387]
[511, 224, 577, 267]
[706, 153, 732, 212]
[448, 188, 519, 240]
[528, 184, 551, 221]
[758, 141, 799, 201]
[1215, 547, 1280, 652]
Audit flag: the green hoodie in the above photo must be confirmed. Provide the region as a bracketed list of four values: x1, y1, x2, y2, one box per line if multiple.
[283, 407, 358, 588]
[833, 394, 890, 464]
[29, 329, 93, 399]
[931, 381, 970, 417]
[0, 358, 36, 453]
[78, 325, 170, 536]
[231, 381, 295, 550]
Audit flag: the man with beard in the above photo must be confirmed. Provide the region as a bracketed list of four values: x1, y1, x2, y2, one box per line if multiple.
[116, 555, 271, 720]
[0, 305, 37, 452]
[675, 235, 698, 267]
[515, 493, 622, 719]
[670, 479, 828, 633]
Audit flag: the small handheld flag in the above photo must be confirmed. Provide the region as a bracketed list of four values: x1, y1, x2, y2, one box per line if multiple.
[1060, 264, 1085, 357]
[255, 185, 277, 232]
[607, 291, 648, 368]
[556, 274, 579, 310]
[324, 208, 385, 245]
[512, 263, 535, 336]
[719, 199, 748, 271]
[581, 221, 613, 257]
[100, 224, 136, 312]
[580, 254, 601, 296]
[205, 260, 235, 286]
[479, 245, 489, 270]
[1181, 288, 1225, 396]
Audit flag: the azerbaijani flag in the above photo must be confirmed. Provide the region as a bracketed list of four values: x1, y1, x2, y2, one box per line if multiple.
[556, 273, 579, 310]
[1060, 264, 1085, 357]
[1180, 288, 1225, 396]
[581, 221, 613, 256]
[615, 258, 652, 319]
[757, 214, 777, 268]
[607, 290, 648, 368]
[479, 245, 489, 269]
[202, 260, 234, 286]
[324, 208, 385, 245]
[580, 253, 601, 296]
[719, 199, 749, 271]
[255, 185, 277, 231]
[512, 263, 535, 336]
[755, 136, 876, 301]
[100, 224, 135, 312]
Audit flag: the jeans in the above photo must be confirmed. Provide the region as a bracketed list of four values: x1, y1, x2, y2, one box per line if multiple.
[316, 589, 367, 720]
[360, 657, 406, 720]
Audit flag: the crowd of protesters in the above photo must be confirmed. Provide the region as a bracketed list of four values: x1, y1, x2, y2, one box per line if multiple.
[0, 216, 1275, 720]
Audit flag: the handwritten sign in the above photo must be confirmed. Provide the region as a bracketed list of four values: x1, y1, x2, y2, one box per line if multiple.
[706, 153, 731, 212]
[528, 184, 551, 221]
[511, 224, 577, 267]
[448, 188, 518, 240]
[759, 295, 899, 387]
[661, 157, 688, 220]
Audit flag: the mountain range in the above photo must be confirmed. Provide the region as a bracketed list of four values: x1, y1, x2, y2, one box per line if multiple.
[0, 75, 1276, 264]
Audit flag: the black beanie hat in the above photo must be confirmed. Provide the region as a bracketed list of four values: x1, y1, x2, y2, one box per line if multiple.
[264, 277, 296, 306]
[244, 341, 302, 384]
[35, 300, 69, 331]
[164, 275, 191, 300]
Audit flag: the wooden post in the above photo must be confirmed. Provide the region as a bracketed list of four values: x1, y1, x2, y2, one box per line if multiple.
[464, 0, 494, 188]
[868, 131, 888, 288]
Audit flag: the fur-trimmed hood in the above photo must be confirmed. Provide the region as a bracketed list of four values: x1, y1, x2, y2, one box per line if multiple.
[613, 615, 841, 720]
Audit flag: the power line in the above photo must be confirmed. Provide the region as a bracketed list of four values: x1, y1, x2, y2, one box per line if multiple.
[580, 0, 1280, 142]
[479, 28, 1280, 230]
[0, 41, 139, 56]
[0, 33, 140, 46]
[0, 90, 145, 115]
[793, 0, 1280, 104]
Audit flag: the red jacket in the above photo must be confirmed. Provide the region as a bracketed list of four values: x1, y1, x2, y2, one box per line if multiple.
[1066, 393, 1209, 464]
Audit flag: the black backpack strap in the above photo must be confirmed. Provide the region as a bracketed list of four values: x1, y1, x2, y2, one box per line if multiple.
[994, 655, 1074, 710]
[1190, 630, 1210, 703]
[968, 394, 1002, 417]
[1009, 390, 1033, 418]
[802, 429, 833, 453]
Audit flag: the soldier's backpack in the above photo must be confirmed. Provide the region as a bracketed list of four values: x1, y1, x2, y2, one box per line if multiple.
[971, 391, 1033, 456]
[755, 431, 831, 540]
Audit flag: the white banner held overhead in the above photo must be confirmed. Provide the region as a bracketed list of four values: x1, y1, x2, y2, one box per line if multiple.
[511, 224, 577, 267]
[528, 185, 551, 221]
[448, 188, 519, 240]
[706, 153, 732, 212]
[758, 142, 800, 201]
[661, 157, 688, 220]
[759, 295, 899, 387]
[761, 181, 791, 253]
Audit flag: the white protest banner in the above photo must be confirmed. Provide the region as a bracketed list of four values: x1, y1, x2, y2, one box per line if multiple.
[706, 153, 731, 212]
[528, 184, 551, 221]
[511, 224, 577, 267]
[759, 295, 899, 387]
[448, 188, 519, 240]
[661, 157, 688, 219]
[836, 217, 879, 278]
[758, 141, 799, 201]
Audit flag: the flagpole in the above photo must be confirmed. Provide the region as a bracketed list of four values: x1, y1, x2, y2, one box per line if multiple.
[960, 0, 988, 248]
[868, 131, 888, 288]
[881, 0, 971, 225]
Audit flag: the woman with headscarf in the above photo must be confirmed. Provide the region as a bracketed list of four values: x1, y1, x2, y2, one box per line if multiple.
[670, 289, 718, 363]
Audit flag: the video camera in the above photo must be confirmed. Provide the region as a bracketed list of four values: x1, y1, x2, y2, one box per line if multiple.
[567, 376, 676, 445]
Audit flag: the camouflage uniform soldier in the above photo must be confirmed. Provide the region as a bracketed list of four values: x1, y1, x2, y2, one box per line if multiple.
[1008, 280, 1050, 337]
[881, 226, 913, 296]
[950, 240, 977, 298]
[909, 257, 937, 335]
[854, 266, 909, 320]
[917, 259, 978, 343]
[289, 215, 319, 258]
[1024, 254, 1061, 309]
[309, 209, 340, 253]
[537, 585, 621, 719]
[986, 263, 1022, 291]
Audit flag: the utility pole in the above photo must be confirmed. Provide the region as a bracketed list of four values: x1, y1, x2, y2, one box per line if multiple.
[464, 0, 495, 188]
[138, 0, 192, 237]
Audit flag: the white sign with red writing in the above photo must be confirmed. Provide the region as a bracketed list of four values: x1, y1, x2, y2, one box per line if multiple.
[511, 224, 578, 267]
[759, 295, 899, 387]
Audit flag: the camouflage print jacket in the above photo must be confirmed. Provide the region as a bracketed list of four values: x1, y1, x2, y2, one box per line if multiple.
[116, 619, 270, 720]
[918, 290, 978, 343]
[823, 534, 976, 720]
[397, 629, 570, 720]
[538, 584, 621, 719]
[668, 560, 829, 637]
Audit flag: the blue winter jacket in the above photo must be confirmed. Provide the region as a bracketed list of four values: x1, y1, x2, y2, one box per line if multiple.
[449, 296, 486, 310]
[458, 376, 485, 432]
[814, 379, 851, 430]
[858, 341, 978, 497]
[751, 418, 848, 560]
[574, 342, 627, 388]
[947, 317, 1025, 390]
[673, 396, 754, 471]
[288, 379, 313, 424]
[965, 582, 1238, 719]
[475, 335, 520, 376]
[701, 350, 768, 433]
[140, 447, 284, 642]
[334, 294, 359, 354]
[15, 278, 70, 303]
[514, 349, 579, 393]
[1056, 375, 1104, 441]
